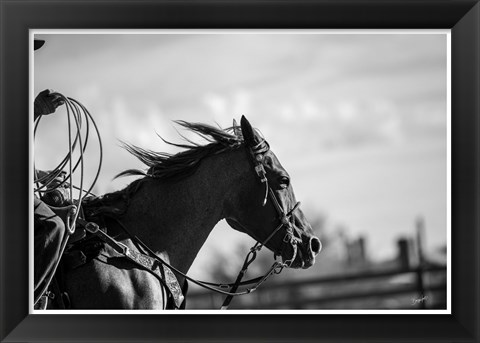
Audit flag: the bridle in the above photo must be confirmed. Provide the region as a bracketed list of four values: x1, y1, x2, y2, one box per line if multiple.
[218, 138, 303, 308]
[245, 137, 303, 266]
[83, 137, 304, 309]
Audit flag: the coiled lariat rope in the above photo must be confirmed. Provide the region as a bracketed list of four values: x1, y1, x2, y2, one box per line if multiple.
[34, 94, 103, 201]
[33, 93, 103, 306]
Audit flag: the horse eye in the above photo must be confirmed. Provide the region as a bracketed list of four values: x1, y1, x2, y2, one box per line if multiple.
[279, 176, 290, 188]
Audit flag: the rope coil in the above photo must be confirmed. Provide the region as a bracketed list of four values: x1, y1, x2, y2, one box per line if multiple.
[34, 93, 103, 204]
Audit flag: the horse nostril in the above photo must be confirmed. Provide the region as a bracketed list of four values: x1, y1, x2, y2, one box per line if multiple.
[309, 237, 322, 255]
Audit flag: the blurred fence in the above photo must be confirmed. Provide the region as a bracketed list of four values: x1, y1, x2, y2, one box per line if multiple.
[186, 264, 447, 310]
[187, 218, 447, 310]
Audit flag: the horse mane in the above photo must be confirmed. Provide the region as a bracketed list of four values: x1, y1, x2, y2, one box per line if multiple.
[82, 120, 265, 219]
[116, 120, 244, 182]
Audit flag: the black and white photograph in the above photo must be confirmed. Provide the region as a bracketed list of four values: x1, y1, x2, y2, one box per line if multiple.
[2, 0, 480, 341]
[31, 30, 450, 312]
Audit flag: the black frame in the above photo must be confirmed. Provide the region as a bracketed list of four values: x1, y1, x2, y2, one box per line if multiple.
[1, 1, 478, 342]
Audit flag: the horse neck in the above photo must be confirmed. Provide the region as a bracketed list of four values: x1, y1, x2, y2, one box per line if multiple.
[119, 147, 253, 274]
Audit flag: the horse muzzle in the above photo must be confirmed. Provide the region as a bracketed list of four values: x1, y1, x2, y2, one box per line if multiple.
[282, 235, 322, 269]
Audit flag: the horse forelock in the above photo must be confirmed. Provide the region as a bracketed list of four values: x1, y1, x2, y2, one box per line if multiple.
[116, 121, 247, 182]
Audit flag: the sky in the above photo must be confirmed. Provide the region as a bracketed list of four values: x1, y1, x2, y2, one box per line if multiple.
[33, 31, 448, 279]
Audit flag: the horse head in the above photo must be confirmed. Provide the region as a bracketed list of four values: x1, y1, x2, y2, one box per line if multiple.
[226, 116, 321, 269]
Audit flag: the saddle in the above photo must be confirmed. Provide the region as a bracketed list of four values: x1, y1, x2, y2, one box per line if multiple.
[34, 194, 103, 309]
[37, 193, 186, 310]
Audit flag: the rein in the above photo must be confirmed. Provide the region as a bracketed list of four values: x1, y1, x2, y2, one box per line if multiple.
[102, 216, 287, 297]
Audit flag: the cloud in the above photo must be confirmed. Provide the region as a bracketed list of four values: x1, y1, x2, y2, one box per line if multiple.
[34, 32, 448, 269]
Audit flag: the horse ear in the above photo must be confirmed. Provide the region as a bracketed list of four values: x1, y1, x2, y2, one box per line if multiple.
[240, 115, 258, 146]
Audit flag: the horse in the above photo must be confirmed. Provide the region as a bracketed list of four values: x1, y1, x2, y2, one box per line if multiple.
[53, 115, 321, 310]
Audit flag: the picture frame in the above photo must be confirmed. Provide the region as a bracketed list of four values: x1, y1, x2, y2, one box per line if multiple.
[1, 0, 478, 342]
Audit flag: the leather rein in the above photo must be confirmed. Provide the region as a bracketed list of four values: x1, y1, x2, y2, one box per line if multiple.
[85, 139, 302, 309]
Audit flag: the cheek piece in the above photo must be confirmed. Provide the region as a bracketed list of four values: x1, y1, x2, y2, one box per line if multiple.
[248, 140, 303, 268]
[219, 140, 303, 310]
